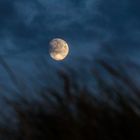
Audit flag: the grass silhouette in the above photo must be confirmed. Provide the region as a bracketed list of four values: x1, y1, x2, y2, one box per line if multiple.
[0, 54, 140, 140]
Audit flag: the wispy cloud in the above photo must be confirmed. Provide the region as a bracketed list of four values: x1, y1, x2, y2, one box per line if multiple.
[0, 0, 140, 56]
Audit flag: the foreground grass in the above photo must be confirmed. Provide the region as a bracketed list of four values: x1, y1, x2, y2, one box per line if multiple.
[0, 56, 140, 140]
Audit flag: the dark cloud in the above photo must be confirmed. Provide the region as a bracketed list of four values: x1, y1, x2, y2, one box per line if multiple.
[0, 0, 140, 57]
[0, 0, 100, 56]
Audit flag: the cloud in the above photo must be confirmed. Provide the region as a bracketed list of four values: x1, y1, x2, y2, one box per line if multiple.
[0, 0, 83, 54]
[0, 0, 140, 57]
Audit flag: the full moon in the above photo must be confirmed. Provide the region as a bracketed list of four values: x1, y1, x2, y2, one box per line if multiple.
[49, 38, 69, 61]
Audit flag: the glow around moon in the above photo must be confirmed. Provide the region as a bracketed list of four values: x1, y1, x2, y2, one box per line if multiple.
[49, 38, 69, 61]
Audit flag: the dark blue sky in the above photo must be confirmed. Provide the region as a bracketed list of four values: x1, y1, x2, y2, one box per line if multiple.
[0, 0, 140, 91]
[0, 0, 140, 57]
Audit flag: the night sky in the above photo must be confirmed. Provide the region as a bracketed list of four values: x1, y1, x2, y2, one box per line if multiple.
[0, 0, 140, 92]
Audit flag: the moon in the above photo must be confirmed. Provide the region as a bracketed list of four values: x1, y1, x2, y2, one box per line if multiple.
[49, 38, 69, 61]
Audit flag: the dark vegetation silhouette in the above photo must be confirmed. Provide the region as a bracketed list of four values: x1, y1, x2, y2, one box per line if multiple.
[0, 52, 140, 140]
